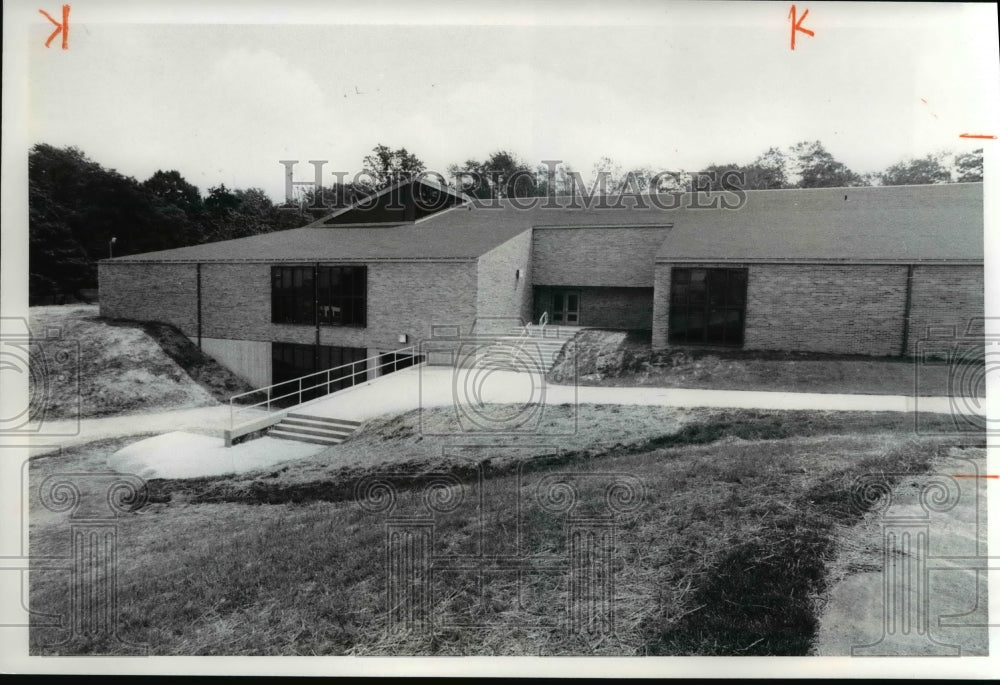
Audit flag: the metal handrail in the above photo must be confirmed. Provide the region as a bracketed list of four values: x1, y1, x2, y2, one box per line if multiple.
[509, 322, 533, 369]
[229, 345, 419, 428]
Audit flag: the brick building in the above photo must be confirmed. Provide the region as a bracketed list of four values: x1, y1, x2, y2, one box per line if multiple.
[99, 179, 983, 388]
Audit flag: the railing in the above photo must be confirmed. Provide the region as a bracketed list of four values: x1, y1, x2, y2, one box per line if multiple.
[505, 312, 552, 371]
[229, 345, 420, 429]
[510, 322, 533, 370]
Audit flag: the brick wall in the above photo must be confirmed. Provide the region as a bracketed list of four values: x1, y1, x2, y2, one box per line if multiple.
[476, 229, 532, 332]
[906, 265, 984, 356]
[653, 262, 984, 356]
[534, 286, 653, 329]
[744, 264, 909, 355]
[532, 227, 669, 287]
[197, 260, 478, 350]
[100, 258, 478, 381]
[651, 265, 671, 350]
[98, 262, 198, 335]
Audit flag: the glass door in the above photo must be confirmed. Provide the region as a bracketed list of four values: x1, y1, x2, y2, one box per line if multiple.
[551, 290, 581, 325]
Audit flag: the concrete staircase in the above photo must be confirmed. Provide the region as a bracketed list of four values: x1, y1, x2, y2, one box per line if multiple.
[479, 326, 583, 374]
[269, 412, 361, 446]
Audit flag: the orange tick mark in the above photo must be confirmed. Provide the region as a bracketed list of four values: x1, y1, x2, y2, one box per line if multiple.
[39, 5, 70, 50]
[951, 474, 999, 479]
[959, 133, 997, 140]
[788, 5, 815, 51]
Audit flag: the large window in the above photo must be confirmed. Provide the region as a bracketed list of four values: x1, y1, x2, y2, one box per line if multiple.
[668, 267, 747, 347]
[272, 265, 366, 326]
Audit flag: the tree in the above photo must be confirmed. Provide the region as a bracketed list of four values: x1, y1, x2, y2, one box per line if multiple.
[29, 143, 168, 292]
[28, 200, 92, 303]
[748, 147, 789, 189]
[28, 143, 308, 301]
[880, 154, 950, 186]
[449, 150, 537, 199]
[590, 156, 624, 194]
[789, 140, 863, 188]
[953, 148, 983, 182]
[143, 170, 203, 212]
[203, 184, 241, 211]
[360, 144, 426, 190]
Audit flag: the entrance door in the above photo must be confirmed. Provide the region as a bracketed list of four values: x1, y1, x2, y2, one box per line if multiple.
[551, 290, 581, 325]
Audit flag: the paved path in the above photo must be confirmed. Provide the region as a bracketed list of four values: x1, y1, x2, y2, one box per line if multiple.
[27, 405, 233, 456]
[29, 365, 980, 456]
[813, 452, 988, 656]
[290, 365, 978, 422]
[34, 364, 978, 455]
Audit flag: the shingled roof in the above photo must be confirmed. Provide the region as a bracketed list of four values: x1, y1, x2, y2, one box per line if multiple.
[107, 182, 982, 264]
[654, 182, 983, 263]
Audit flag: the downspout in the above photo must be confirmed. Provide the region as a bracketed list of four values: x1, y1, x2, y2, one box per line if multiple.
[314, 262, 321, 349]
[196, 262, 202, 349]
[900, 264, 914, 357]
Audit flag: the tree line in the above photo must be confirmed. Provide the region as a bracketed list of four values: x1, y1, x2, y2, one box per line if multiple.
[29, 141, 983, 303]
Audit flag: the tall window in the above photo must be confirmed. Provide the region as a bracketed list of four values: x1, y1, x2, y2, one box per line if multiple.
[317, 266, 366, 326]
[272, 266, 315, 325]
[668, 267, 747, 347]
[272, 265, 366, 326]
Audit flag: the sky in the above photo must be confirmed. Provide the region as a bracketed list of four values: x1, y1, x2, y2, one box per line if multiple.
[26, 1, 1000, 203]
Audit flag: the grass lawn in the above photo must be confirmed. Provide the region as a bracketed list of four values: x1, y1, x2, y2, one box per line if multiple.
[28, 405, 983, 656]
[550, 329, 981, 397]
[28, 305, 252, 419]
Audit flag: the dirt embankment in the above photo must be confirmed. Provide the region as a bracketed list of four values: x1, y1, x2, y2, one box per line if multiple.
[27, 305, 253, 419]
[548, 328, 968, 397]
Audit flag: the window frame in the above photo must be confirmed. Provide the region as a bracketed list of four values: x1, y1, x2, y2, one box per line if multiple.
[271, 264, 367, 327]
[668, 267, 748, 347]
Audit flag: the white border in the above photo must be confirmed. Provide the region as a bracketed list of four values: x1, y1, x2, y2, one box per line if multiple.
[2, 0, 998, 678]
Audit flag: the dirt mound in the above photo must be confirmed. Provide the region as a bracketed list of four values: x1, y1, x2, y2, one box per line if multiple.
[27, 305, 253, 419]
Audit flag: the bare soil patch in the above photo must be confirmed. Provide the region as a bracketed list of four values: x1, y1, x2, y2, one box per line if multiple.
[549, 329, 972, 397]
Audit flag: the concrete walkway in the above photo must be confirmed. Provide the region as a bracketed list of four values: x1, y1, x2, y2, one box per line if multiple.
[293, 365, 979, 422]
[813, 451, 988, 656]
[30, 365, 980, 457]
[27, 405, 233, 457]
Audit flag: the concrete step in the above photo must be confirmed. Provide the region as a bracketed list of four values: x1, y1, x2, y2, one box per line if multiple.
[269, 413, 362, 446]
[287, 413, 361, 429]
[507, 327, 583, 339]
[275, 422, 353, 439]
[269, 429, 344, 446]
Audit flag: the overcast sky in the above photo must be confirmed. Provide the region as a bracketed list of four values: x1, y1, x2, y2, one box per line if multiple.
[27, 1, 999, 202]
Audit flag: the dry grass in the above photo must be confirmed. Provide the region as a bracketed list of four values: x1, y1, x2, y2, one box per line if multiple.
[27, 305, 252, 419]
[550, 329, 977, 397]
[27, 405, 982, 656]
